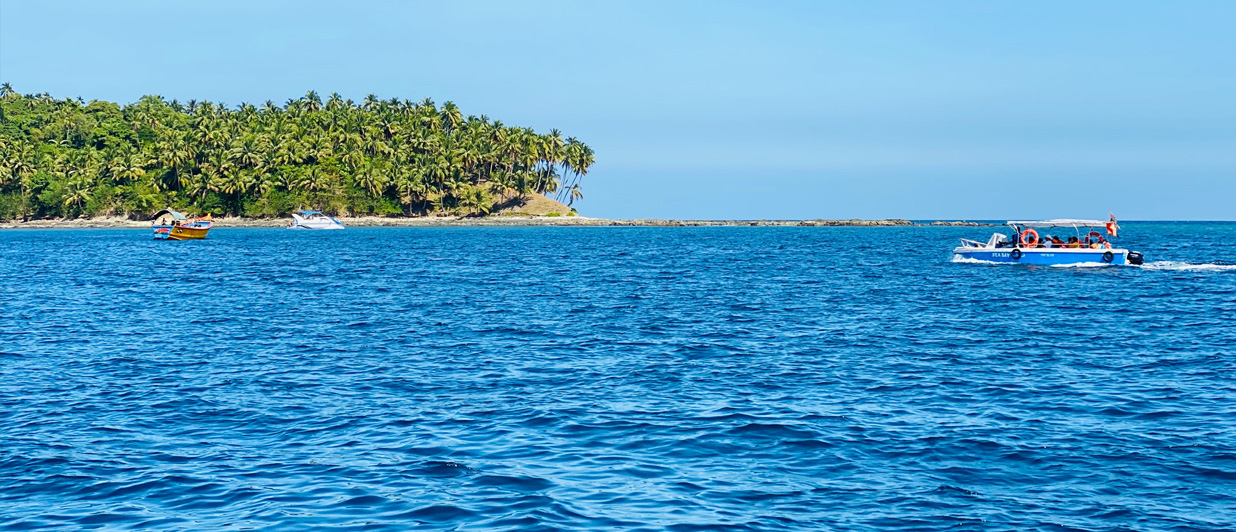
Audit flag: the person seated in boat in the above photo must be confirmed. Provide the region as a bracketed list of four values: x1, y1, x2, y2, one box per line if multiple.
[1066, 237, 1081, 248]
[1051, 236, 1065, 247]
[1042, 235, 1054, 248]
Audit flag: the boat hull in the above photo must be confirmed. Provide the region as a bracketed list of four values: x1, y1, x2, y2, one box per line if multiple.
[167, 225, 210, 240]
[954, 248, 1128, 265]
[288, 213, 345, 230]
[153, 225, 173, 240]
[288, 222, 344, 230]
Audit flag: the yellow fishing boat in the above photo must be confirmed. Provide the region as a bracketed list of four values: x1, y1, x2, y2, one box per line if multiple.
[152, 210, 213, 240]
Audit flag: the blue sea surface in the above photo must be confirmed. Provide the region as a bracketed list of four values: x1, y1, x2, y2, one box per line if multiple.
[2, 223, 1234, 531]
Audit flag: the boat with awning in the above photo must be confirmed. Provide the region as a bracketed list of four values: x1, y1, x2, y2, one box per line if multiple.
[287, 210, 345, 230]
[151, 209, 213, 240]
[953, 216, 1144, 265]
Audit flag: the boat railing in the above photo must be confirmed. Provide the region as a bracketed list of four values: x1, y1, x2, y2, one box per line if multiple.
[958, 238, 985, 248]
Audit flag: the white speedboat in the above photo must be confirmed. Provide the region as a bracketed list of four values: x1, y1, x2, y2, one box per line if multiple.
[954, 217, 1144, 266]
[288, 210, 345, 230]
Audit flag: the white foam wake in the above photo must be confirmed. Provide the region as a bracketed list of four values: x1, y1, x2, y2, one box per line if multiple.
[1136, 261, 1236, 272]
[950, 255, 1000, 265]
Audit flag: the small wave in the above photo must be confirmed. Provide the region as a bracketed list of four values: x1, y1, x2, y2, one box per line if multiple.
[470, 474, 555, 492]
[1137, 261, 1236, 272]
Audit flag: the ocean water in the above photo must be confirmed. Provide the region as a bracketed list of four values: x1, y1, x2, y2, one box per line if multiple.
[2, 222, 1234, 531]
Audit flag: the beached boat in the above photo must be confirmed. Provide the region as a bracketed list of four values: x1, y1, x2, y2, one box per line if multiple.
[287, 210, 345, 230]
[152, 209, 213, 240]
[954, 217, 1144, 266]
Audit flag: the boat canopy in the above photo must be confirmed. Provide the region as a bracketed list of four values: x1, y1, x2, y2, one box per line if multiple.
[151, 209, 187, 222]
[1006, 219, 1108, 228]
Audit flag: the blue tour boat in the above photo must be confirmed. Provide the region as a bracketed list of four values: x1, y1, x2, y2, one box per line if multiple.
[954, 217, 1144, 266]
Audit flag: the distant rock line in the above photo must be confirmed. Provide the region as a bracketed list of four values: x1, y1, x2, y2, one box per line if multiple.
[1, 217, 997, 229]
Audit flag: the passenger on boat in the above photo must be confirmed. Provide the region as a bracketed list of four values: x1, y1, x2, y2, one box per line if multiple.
[1052, 236, 1064, 246]
[1067, 237, 1081, 248]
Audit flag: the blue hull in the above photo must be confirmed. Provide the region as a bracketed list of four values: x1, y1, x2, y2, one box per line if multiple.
[955, 249, 1127, 265]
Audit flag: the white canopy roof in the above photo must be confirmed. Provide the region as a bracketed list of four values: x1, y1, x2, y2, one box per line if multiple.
[1006, 219, 1109, 228]
[151, 208, 187, 221]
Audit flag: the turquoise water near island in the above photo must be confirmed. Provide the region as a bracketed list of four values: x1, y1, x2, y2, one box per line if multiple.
[2, 223, 1234, 531]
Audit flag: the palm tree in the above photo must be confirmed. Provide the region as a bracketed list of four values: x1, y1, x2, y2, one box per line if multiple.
[326, 92, 344, 112]
[356, 163, 388, 197]
[440, 101, 462, 133]
[557, 139, 594, 204]
[113, 152, 146, 183]
[62, 176, 94, 211]
[221, 171, 255, 213]
[229, 136, 263, 168]
[303, 90, 322, 112]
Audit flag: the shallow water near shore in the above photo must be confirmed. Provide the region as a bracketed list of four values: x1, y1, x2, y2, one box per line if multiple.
[2, 222, 1234, 531]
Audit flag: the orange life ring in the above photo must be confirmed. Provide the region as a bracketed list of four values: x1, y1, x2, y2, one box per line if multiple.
[1020, 228, 1039, 248]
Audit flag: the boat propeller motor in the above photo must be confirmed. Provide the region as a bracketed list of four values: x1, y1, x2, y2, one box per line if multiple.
[1127, 251, 1145, 265]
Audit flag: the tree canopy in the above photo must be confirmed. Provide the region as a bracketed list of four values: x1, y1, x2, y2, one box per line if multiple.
[0, 84, 595, 220]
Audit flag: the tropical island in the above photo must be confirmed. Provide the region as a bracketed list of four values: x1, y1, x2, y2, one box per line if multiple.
[0, 84, 984, 229]
[0, 84, 594, 221]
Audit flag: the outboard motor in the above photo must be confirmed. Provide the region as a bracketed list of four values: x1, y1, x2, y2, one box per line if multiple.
[1127, 251, 1145, 265]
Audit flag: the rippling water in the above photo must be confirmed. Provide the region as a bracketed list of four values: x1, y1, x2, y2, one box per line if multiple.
[3, 223, 1234, 531]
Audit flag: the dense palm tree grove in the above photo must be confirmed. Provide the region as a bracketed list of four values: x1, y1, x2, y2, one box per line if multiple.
[0, 83, 595, 220]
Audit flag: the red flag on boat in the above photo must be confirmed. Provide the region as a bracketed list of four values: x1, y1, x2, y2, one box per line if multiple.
[1107, 212, 1118, 236]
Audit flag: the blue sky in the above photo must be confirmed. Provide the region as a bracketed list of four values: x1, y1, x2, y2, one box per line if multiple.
[2, 1, 1233, 219]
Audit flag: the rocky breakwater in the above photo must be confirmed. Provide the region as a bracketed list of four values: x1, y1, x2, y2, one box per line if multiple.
[594, 218, 915, 227]
[929, 221, 996, 226]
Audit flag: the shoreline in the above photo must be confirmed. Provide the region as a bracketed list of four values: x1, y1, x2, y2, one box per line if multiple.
[0, 216, 991, 229]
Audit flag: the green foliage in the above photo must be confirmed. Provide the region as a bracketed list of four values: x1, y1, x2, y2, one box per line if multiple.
[0, 192, 23, 219]
[0, 85, 595, 220]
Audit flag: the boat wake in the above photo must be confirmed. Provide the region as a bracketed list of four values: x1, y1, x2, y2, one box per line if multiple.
[1136, 261, 1236, 272]
[950, 255, 1001, 265]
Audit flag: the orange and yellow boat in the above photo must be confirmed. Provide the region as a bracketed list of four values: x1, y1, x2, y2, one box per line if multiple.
[152, 209, 213, 240]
